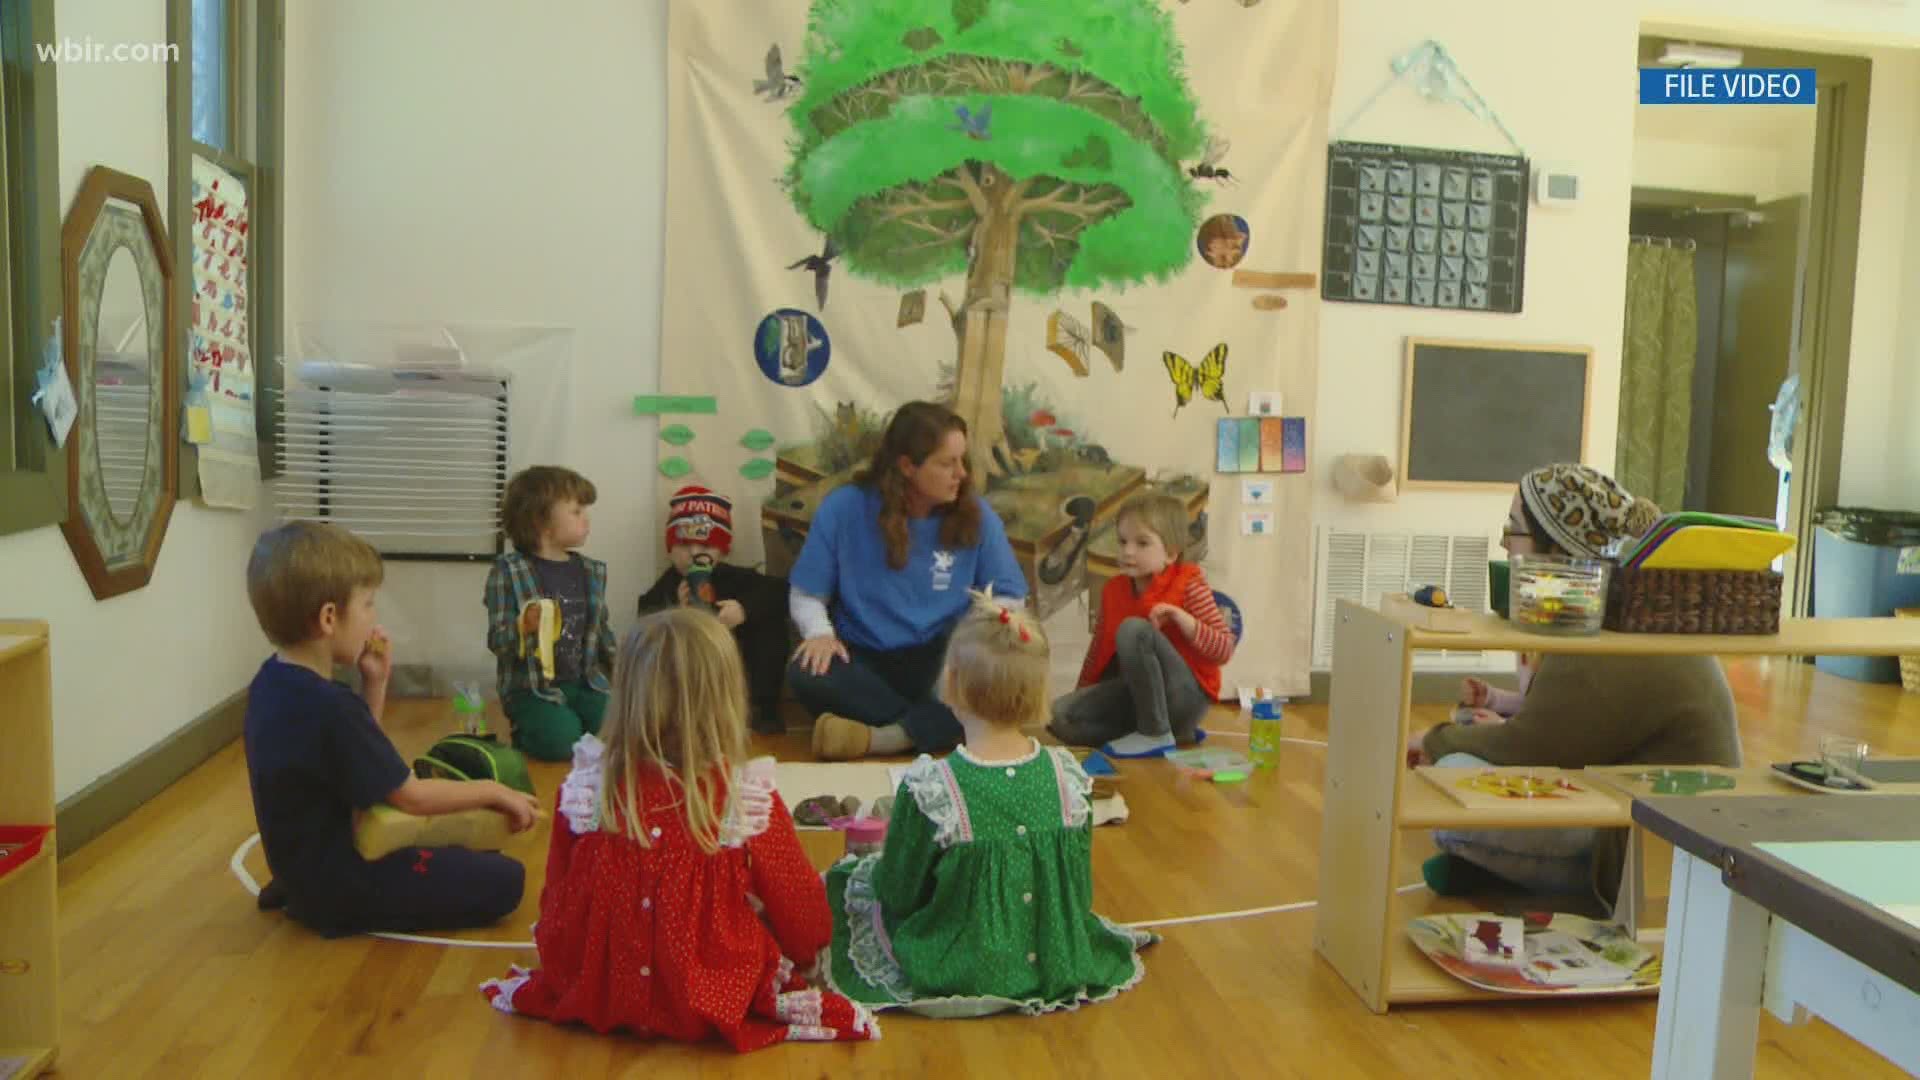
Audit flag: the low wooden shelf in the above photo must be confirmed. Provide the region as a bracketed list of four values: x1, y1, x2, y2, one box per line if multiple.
[0, 621, 57, 1078]
[1314, 600, 1920, 1013]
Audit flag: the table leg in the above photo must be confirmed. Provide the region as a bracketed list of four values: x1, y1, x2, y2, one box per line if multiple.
[1651, 848, 1769, 1079]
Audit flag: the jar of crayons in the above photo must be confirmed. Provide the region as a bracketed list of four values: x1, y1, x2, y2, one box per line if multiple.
[1510, 554, 1609, 636]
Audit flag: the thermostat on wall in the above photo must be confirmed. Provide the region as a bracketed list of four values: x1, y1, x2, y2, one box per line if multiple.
[1532, 165, 1579, 210]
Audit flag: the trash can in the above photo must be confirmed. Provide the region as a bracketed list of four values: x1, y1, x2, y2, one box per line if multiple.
[1812, 508, 1920, 682]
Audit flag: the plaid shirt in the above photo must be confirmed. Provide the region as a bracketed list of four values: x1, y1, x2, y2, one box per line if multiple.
[484, 550, 615, 703]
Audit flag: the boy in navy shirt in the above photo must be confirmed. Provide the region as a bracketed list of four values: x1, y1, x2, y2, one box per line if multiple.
[243, 521, 539, 936]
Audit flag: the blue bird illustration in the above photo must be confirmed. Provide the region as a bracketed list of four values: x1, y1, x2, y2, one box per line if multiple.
[950, 103, 992, 140]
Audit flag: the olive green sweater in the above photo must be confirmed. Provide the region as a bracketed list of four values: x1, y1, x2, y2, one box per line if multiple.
[1423, 653, 1742, 769]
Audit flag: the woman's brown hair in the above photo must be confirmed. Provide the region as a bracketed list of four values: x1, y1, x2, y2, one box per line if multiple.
[854, 401, 981, 570]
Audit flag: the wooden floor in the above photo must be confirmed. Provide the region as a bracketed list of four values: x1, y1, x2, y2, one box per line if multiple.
[51, 657, 1920, 1078]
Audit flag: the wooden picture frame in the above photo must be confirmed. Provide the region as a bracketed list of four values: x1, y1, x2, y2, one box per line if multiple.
[1398, 337, 1593, 493]
[59, 167, 179, 600]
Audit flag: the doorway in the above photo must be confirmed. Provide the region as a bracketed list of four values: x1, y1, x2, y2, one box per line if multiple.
[1623, 35, 1870, 615]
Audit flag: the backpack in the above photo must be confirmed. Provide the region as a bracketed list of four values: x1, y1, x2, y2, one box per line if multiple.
[413, 734, 535, 796]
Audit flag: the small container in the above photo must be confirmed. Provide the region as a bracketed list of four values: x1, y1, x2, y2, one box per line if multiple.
[1249, 696, 1283, 770]
[844, 817, 886, 858]
[1510, 554, 1610, 636]
[1819, 735, 1868, 784]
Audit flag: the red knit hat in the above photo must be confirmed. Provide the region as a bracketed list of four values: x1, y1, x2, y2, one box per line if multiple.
[665, 484, 733, 555]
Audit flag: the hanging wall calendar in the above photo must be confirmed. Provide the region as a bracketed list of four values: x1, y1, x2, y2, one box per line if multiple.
[1321, 141, 1528, 313]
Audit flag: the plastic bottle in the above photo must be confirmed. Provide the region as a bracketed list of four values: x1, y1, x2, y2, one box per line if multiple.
[843, 817, 886, 859]
[1249, 691, 1283, 769]
[451, 682, 489, 736]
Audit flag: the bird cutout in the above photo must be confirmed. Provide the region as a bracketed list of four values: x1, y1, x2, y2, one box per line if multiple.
[1045, 310, 1092, 377]
[787, 235, 838, 309]
[1057, 37, 1083, 58]
[897, 290, 927, 327]
[1089, 301, 1130, 371]
[1162, 344, 1229, 416]
[950, 103, 992, 140]
[752, 44, 802, 100]
[1188, 136, 1235, 184]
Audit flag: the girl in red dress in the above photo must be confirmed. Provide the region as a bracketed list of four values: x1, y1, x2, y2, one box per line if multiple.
[481, 608, 879, 1050]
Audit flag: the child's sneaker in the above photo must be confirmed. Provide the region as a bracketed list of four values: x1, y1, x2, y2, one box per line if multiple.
[1102, 732, 1176, 759]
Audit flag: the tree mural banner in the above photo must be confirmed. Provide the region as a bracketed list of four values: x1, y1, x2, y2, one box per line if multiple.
[660, 0, 1334, 695]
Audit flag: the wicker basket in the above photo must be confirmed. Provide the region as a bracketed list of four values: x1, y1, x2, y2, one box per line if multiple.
[1899, 608, 1920, 693]
[1604, 566, 1783, 635]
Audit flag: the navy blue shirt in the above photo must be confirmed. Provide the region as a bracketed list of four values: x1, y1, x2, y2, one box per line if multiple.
[243, 656, 411, 926]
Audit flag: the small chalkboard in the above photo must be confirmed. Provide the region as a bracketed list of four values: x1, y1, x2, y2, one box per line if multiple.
[1399, 338, 1591, 491]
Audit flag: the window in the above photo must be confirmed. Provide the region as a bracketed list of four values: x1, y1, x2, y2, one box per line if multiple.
[171, 0, 283, 498]
[0, 0, 65, 536]
[275, 370, 511, 561]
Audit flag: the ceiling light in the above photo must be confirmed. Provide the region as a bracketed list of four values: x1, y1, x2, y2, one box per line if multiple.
[1657, 43, 1745, 68]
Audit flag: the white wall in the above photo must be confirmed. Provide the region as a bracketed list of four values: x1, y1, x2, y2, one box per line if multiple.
[282, 0, 669, 684]
[1632, 105, 1816, 201]
[27, 1, 1909, 803]
[0, 0, 270, 801]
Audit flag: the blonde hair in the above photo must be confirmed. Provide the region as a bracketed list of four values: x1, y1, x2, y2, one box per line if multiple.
[942, 591, 1050, 729]
[598, 608, 750, 854]
[246, 521, 385, 647]
[1115, 492, 1190, 563]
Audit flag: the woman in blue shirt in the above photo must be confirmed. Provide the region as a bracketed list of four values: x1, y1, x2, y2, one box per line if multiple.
[788, 401, 1028, 759]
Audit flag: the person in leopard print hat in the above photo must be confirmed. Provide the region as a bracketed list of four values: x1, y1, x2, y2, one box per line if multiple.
[1515, 463, 1661, 559]
[1407, 462, 1737, 903]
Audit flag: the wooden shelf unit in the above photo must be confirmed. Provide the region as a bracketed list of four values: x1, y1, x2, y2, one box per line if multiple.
[0, 621, 57, 1077]
[1313, 600, 1920, 1013]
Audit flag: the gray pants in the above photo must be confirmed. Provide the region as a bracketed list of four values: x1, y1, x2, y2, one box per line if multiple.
[1050, 618, 1209, 746]
[1432, 752, 1597, 896]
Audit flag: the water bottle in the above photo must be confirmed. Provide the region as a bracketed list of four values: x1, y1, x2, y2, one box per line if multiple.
[1249, 690, 1283, 769]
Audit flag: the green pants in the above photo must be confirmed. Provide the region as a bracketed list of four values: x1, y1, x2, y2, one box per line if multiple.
[504, 682, 608, 762]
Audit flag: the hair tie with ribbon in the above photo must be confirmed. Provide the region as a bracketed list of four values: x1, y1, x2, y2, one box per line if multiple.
[998, 609, 1011, 624]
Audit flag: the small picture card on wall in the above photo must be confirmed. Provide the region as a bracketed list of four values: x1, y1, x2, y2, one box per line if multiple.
[1241, 510, 1275, 536]
[1281, 417, 1308, 474]
[1216, 417, 1240, 473]
[1249, 391, 1283, 416]
[1241, 477, 1275, 505]
[1237, 417, 1261, 473]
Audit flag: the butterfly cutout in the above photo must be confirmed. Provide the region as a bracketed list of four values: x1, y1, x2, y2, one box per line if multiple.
[950, 103, 991, 140]
[1162, 344, 1229, 416]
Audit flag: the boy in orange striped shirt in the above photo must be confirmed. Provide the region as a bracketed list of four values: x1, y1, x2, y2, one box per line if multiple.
[1048, 493, 1234, 757]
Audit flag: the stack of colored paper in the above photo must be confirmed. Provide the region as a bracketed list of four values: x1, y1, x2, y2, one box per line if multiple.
[1617, 511, 1795, 571]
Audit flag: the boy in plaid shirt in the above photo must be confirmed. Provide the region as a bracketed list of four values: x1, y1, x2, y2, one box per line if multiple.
[484, 466, 617, 760]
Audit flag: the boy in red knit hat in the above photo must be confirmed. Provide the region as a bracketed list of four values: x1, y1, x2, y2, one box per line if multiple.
[638, 485, 791, 735]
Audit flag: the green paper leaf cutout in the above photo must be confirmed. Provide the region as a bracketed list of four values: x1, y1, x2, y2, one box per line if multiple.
[660, 424, 696, 446]
[659, 456, 693, 479]
[740, 428, 776, 452]
[739, 458, 776, 481]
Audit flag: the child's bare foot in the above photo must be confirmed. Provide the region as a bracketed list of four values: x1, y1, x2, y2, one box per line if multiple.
[1459, 677, 1491, 708]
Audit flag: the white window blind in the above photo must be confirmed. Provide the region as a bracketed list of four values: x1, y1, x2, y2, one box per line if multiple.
[274, 374, 508, 559]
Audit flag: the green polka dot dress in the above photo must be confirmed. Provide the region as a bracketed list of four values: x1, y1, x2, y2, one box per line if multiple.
[823, 740, 1155, 1018]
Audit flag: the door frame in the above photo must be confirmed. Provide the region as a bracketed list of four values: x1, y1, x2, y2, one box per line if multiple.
[1636, 36, 1871, 618]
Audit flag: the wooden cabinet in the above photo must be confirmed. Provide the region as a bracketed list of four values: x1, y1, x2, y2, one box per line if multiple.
[0, 621, 57, 1077]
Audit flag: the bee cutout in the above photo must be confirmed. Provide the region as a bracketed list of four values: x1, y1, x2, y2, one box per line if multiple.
[1188, 137, 1235, 184]
[1162, 344, 1229, 416]
[950, 103, 992, 140]
[752, 44, 802, 100]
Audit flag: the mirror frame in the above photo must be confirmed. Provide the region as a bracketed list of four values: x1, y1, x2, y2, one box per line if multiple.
[60, 166, 178, 600]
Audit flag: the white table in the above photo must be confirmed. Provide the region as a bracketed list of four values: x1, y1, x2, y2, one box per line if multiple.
[1635, 796, 1920, 1078]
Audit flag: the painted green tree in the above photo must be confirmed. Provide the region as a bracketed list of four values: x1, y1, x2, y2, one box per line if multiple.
[783, 0, 1209, 483]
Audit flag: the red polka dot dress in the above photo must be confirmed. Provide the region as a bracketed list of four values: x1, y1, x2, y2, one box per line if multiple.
[480, 737, 879, 1050]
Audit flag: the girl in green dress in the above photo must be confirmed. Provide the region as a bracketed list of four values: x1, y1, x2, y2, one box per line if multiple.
[824, 591, 1155, 1017]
